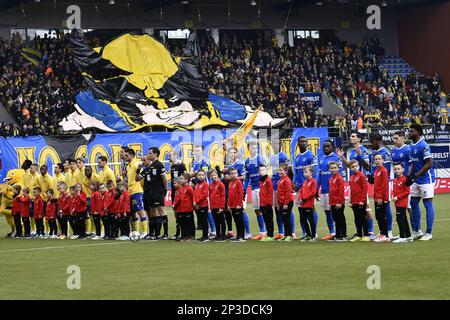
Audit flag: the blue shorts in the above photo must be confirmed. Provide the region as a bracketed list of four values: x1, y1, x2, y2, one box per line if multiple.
[131, 193, 144, 212]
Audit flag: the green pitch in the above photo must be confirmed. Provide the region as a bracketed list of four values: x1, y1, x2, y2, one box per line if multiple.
[1, 194, 449, 300]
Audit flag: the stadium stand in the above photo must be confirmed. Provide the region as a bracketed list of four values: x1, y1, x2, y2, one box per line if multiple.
[0, 30, 447, 136]
[0, 32, 83, 136]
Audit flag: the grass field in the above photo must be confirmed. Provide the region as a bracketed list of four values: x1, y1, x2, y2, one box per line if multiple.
[1, 194, 449, 300]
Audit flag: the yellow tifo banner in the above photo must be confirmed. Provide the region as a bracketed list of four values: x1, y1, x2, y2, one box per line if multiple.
[101, 34, 178, 99]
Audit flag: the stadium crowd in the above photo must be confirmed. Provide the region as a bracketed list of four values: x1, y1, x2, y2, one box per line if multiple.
[0, 30, 447, 137]
[176, 32, 446, 131]
[0, 32, 83, 137]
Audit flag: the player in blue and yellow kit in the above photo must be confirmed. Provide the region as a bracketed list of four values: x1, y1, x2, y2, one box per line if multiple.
[125, 149, 149, 237]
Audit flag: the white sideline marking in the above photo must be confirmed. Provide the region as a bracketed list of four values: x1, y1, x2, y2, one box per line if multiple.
[0, 242, 129, 253]
[1, 219, 449, 253]
[295, 217, 450, 233]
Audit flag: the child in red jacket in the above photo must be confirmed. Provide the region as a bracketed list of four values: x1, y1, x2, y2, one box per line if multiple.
[298, 166, 318, 242]
[45, 189, 58, 238]
[193, 169, 210, 242]
[348, 160, 370, 241]
[105, 185, 120, 239]
[173, 176, 195, 240]
[118, 183, 131, 240]
[392, 163, 412, 243]
[209, 170, 226, 241]
[228, 167, 245, 242]
[277, 164, 294, 242]
[73, 183, 88, 239]
[90, 182, 102, 239]
[98, 183, 109, 239]
[68, 186, 77, 238]
[370, 153, 389, 242]
[102, 180, 116, 239]
[259, 164, 274, 241]
[12, 185, 22, 238]
[33, 187, 45, 238]
[20, 187, 31, 237]
[329, 161, 347, 241]
[57, 182, 70, 239]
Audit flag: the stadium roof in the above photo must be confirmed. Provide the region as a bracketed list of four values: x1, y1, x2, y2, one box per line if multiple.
[0, 0, 447, 10]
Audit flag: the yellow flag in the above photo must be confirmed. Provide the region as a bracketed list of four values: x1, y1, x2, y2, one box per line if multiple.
[20, 48, 42, 66]
[230, 107, 261, 149]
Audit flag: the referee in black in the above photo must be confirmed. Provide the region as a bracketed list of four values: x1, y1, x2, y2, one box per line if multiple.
[169, 151, 186, 240]
[137, 147, 169, 240]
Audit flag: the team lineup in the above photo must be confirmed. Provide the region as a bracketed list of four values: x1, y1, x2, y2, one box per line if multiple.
[2, 123, 436, 243]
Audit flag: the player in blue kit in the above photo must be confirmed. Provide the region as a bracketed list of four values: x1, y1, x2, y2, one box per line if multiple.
[391, 131, 412, 218]
[391, 131, 411, 175]
[316, 140, 340, 241]
[336, 131, 375, 238]
[365, 133, 394, 239]
[244, 141, 267, 240]
[190, 145, 216, 237]
[224, 147, 252, 239]
[407, 123, 435, 241]
[293, 136, 318, 240]
[269, 140, 294, 240]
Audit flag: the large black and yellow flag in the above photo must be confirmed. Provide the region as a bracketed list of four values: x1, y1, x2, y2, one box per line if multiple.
[70, 30, 227, 130]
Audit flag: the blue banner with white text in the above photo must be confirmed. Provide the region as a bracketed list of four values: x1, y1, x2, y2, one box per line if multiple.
[299, 92, 322, 108]
[0, 128, 330, 182]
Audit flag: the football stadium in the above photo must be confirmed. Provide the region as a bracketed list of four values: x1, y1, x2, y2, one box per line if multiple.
[0, 0, 449, 303]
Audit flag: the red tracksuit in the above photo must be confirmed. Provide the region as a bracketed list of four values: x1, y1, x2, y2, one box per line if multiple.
[393, 176, 410, 208]
[329, 173, 345, 206]
[19, 195, 31, 218]
[277, 175, 293, 207]
[58, 192, 71, 216]
[299, 177, 317, 209]
[173, 185, 194, 212]
[260, 175, 274, 207]
[228, 179, 244, 209]
[209, 180, 225, 210]
[105, 191, 119, 215]
[119, 191, 131, 215]
[373, 166, 389, 202]
[34, 195, 44, 219]
[12, 195, 21, 216]
[194, 180, 209, 208]
[69, 195, 77, 216]
[45, 197, 57, 220]
[90, 191, 102, 215]
[73, 192, 88, 214]
[350, 171, 368, 205]
[98, 193, 107, 217]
